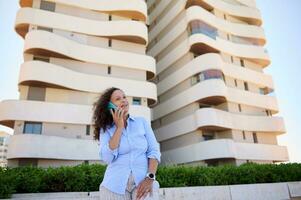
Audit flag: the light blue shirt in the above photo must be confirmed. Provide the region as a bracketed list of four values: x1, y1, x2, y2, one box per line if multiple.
[99, 115, 161, 195]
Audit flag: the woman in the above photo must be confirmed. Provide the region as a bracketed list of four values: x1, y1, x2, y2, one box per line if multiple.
[93, 87, 161, 200]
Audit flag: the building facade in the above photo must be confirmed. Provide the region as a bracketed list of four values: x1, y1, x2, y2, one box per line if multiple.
[0, 0, 156, 167]
[147, 0, 289, 165]
[0, 132, 10, 167]
[0, 0, 289, 168]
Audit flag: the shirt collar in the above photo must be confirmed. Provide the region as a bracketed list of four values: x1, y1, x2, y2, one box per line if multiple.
[127, 114, 135, 121]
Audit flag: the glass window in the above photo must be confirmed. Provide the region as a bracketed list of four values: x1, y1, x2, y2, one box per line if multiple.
[203, 131, 214, 140]
[27, 86, 46, 101]
[191, 74, 200, 85]
[133, 97, 141, 105]
[244, 82, 249, 91]
[37, 26, 53, 32]
[33, 56, 50, 62]
[86, 125, 90, 136]
[240, 59, 245, 67]
[242, 131, 246, 140]
[252, 132, 258, 143]
[23, 122, 42, 134]
[40, 0, 56, 12]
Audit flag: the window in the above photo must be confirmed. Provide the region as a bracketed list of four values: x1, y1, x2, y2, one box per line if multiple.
[86, 125, 90, 136]
[252, 132, 258, 143]
[240, 59, 245, 67]
[259, 87, 269, 95]
[191, 74, 200, 85]
[223, 14, 227, 20]
[109, 15, 112, 21]
[108, 39, 112, 47]
[37, 26, 53, 32]
[133, 97, 141, 105]
[199, 103, 211, 109]
[40, 0, 55, 12]
[23, 122, 42, 134]
[227, 34, 230, 40]
[107, 66, 111, 74]
[265, 109, 272, 116]
[238, 104, 242, 112]
[244, 82, 249, 91]
[84, 160, 89, 164]
[230, 56, 234, 63]
[234, 79, 237, 87]
[203, 131, 214, 140]
[242, 131, 246, 140]
[27, 86, 46, 101]
[33, 56, 50, 62]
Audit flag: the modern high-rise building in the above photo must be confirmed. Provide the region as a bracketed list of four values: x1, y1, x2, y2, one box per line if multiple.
[0, 0, 289, 168]
[147, 0, 289, 165]
[0, 0, 156, 167]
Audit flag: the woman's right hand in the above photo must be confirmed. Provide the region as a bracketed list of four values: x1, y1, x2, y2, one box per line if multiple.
[110, 108, 125, 129]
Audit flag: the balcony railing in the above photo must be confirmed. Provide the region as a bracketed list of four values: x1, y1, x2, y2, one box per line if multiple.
[231, 35, 261, 46]
[191, 69, 225, 85]
[190, 20, 218, 39]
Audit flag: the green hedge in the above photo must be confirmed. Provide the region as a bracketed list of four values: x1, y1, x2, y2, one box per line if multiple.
[1, 163, 300, 198]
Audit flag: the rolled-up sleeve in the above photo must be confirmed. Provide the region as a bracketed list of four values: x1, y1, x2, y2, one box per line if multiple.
[99, 129, 119, 164]
[142, 118, 161, 163]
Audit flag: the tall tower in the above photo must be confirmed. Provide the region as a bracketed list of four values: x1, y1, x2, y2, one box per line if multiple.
[147, 0, 289, 165]
[0, 0, 156, 167]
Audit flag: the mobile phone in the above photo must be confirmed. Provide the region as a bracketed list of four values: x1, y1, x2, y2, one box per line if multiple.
[107, 101, 117, 111]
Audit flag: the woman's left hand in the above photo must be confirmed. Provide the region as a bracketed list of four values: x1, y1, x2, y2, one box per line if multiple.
[136, 178, 154, 200]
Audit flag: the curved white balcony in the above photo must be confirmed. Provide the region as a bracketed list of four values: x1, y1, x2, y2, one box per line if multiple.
[19, 61, 157, 104]
[149, 0, 261, 26]
[7, 134, 99, 160]
[157, 53, 274, 95]
[153, 79, 278, 120]
[20, 0, 147, 21]
[189, 33, 270, 66]
[0, 100, 151, 128]
[156, 30, 269, 74]
[23, 30, 156, 79]
[237, 0, 257, 8]
[15, 8, 148, 44]
[148, 4, 264, 59]
[161, 139, 289, 164]
[155, 107, 285, 142]
[149, 3, 265, 44]
[186, 0, 262, 25]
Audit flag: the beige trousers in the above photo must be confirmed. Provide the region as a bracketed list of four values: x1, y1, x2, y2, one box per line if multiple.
[99, 172, 160, 200]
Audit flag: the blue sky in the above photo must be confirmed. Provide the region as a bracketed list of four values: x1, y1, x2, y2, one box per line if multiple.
[0, 1, 300, 162]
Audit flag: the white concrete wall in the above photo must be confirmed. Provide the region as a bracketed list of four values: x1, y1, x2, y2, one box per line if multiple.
[9, 181, 301, 200]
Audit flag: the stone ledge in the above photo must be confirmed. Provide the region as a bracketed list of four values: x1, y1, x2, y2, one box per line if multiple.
[2, 181, 300, 200]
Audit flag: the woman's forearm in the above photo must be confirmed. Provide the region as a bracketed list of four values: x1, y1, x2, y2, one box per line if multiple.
[148, 158, 158, 174]
[109, 127, 123, 150]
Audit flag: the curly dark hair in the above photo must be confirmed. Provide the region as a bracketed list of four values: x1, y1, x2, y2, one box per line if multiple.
[92, 87, 120, 140]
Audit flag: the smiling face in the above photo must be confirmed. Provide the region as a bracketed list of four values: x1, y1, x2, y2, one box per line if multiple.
[110, 89, 129, 113]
